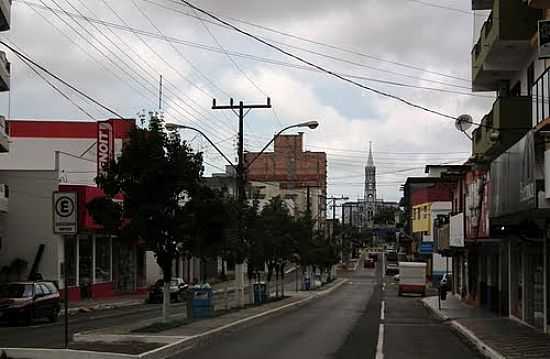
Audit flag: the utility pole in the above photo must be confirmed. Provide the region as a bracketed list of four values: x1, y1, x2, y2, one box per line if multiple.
[212, 98, 271, 307]
[322, 195, 349, 242]
[212, 98, 271, 204]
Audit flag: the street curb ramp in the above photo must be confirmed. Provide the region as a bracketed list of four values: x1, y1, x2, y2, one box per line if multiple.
[420, 297, 504, 359]
[2, 279, 349, 359]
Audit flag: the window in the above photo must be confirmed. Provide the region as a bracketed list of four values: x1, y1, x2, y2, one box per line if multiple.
[423, 206, 428, 219]
[510, 81, 521, 97]
[64, 237, 77, 286]
[95, 236, 112, 283]
[34, 284, 44, 296]
[38, 284, 51, 295]
[44, 282, 58, 294]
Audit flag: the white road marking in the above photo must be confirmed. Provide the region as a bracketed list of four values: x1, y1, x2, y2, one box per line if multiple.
[376, 323, 385, 359]
[375, 300, 385, 359]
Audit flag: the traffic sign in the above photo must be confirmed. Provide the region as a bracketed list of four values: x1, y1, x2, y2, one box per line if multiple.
[53, 192, 78, 234]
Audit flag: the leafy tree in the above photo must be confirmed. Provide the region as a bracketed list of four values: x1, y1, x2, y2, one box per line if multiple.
[88, 114, 203, 322]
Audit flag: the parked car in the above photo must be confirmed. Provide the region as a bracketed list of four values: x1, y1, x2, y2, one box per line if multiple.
[364, 258, 375, 268]
[147, 278, 189, 304]
[0, 281, 60, 324]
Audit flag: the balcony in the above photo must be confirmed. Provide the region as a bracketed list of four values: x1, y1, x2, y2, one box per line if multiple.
[0, 116, 8, 153]
[528, 0, 550, 8]
[472, 96, 531, 160]
[0, 0, 10, 32]
[472, 0, 493, 10]
[472, 0, 542, 91]
[0, 51, 9, 92]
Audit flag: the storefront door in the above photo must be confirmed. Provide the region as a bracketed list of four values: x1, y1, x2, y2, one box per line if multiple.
[78, 235, 93, 299]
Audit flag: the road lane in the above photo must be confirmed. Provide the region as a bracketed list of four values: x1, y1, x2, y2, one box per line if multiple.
[175, 268, 378, 359]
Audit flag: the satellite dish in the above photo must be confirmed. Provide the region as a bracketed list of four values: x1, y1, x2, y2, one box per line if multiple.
[455, 114, 473, 132]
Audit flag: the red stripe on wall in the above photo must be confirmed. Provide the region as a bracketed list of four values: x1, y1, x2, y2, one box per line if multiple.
[9, 119, 135, 139]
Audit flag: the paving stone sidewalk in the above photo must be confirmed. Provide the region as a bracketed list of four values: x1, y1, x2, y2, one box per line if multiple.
[422, 295, 550, 359]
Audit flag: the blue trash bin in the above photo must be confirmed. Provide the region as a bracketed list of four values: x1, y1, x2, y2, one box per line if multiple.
[304, 278, 311, 290]
[253, 283, 267, 305]
[191, 287, 213, 319]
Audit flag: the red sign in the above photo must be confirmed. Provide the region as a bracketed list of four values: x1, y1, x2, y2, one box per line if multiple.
[97, 120, 114, 176]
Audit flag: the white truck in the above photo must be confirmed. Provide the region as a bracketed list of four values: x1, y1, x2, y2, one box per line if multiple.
[398, 262, 427, 297]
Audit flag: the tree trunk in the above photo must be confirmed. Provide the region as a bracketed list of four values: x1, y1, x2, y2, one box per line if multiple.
[162, 281, 170, 323]
[275, 269, 279, 298]
[282, 266, 285, 297]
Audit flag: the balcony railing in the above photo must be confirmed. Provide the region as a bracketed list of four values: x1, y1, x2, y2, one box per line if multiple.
[473, 96, 531, 160]
[471, 0, 542, 91]
[532, 66, 550, 125]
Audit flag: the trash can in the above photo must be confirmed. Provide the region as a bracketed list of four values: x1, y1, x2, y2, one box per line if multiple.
[304, 277, 311, 290]
[191, 287, 214, 319]
[253, 282, 267, 305]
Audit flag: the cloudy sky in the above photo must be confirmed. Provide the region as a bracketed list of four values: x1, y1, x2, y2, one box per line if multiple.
[1, 0, 494, 202]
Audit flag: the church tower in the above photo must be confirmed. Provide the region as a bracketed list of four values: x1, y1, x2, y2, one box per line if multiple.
[364, 141, 376, 227]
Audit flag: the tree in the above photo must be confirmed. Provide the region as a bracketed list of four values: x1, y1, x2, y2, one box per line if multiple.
[88, 114, 203, 322]
[182, 185, 237, 282]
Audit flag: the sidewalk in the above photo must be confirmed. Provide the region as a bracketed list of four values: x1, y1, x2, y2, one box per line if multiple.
[61, 270, 300, 315]
[62, 294, 147, 315]
[422, 295, 550, 359]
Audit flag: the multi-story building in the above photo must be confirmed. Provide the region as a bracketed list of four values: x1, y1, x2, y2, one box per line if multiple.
[0, 119, 202, 300]
[458, 0, 550, 332]
[244, 133, 327, 226]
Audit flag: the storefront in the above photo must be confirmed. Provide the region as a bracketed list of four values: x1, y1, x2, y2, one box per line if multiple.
[59, 184, 147, 301]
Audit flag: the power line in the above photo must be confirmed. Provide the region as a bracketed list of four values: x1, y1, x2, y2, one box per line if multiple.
[34, 0, 230, 143]
[157, 0, 472, 83]
[18, 1, 487, 97]
[0, 40, 124, 118]
[14, 51, 97, 121]
[404, 0, 486, 16]
[178, 0, 473, 124]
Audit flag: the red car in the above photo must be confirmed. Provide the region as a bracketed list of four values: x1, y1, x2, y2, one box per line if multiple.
[0, 281, 60, 325]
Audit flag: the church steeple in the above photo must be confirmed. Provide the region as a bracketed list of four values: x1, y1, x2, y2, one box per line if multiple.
[364, 141, 376, 228]
[367, 141, 374, 167]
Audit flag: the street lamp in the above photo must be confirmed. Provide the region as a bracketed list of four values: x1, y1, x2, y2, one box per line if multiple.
[164, 123, 236, 169]
[245, 121, 319, 169]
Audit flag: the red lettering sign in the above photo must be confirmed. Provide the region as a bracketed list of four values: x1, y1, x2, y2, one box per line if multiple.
[97, 121, 114, 176]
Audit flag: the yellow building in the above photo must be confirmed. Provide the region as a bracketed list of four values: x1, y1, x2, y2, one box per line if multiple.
[412, 203, 431, 234]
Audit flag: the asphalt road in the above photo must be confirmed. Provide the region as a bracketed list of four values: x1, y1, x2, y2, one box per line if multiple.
[174, 264, 379, 359]
[175, 254, 480, 359]
[0, 272, 301, 349]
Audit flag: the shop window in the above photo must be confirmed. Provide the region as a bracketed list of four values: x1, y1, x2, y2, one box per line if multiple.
[95, 236, 112, 283]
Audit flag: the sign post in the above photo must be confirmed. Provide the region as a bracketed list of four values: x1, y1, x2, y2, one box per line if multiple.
[53, 191, 77, 349]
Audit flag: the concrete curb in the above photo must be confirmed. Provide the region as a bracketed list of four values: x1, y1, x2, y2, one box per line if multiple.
[449, 321, 505, 359]
[420, 297, 504, 359]
[420, 297, 449, 321]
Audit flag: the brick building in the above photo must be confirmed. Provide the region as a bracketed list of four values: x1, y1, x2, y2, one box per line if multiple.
[244, 133, 327, 227]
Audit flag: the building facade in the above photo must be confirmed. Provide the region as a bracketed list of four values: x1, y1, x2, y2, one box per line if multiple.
[244, 133, 327, 225]
[0, 119, 172, 300]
